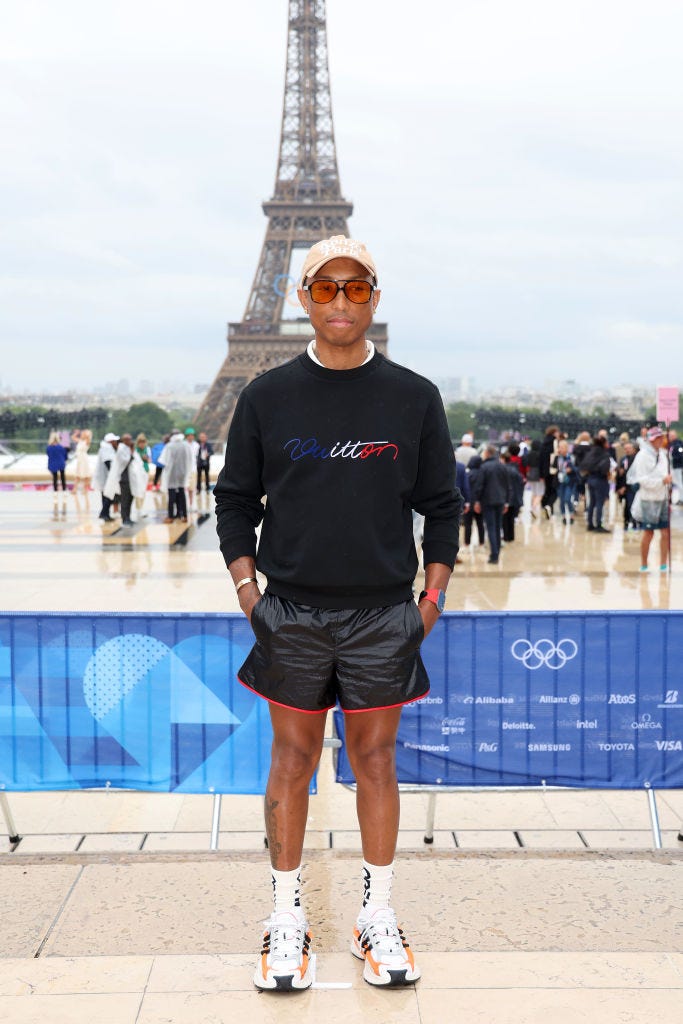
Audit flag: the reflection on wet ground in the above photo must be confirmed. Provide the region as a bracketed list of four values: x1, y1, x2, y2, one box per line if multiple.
[1, 488, 680, 613]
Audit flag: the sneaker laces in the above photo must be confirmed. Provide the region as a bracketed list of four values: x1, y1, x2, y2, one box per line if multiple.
[264, 911, 308, 966]
[358, 908, 406, 959]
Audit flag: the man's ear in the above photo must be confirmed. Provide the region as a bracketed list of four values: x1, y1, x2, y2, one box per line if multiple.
[297, 287, 309, 314]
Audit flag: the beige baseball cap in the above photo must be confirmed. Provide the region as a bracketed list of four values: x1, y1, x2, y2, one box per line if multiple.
[300, 235, 378, 286]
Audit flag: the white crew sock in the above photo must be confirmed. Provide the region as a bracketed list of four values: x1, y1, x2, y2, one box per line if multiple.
[361, 859, 394, 911]
[271, 866, 302, 914]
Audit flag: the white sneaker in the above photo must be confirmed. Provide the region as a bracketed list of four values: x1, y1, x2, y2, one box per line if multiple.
[350, 907, 420, 986]
[253, 910, 313, 990]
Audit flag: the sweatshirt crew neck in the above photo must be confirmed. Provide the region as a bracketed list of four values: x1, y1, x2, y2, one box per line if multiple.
[297, 349, 383, 382]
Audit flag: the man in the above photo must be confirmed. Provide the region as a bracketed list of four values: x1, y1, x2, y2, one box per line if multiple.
[104, 433, 135, 526]
[616, 440, 638, 529]
[455, 432, 476, 466]
[95, 432, 119, 521]
[472, 444, 510, 563]
[539, 424, 560, 518]
[161, 430, 193, 522]
[581, 434, 612, 533]
[196, 431, 214, 493]
[214, 235, 462, 991]
[628, 426, 672, 571]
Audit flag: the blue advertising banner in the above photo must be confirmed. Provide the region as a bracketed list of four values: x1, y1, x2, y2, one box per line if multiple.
[0, 613, 276, 794]
[336, 611, 683, 790]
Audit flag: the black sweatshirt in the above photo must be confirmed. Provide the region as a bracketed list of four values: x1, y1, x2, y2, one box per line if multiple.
[214, 350, 462, 608]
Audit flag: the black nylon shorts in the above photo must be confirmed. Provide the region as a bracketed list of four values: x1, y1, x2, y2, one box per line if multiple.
[238, 593, 429, 714]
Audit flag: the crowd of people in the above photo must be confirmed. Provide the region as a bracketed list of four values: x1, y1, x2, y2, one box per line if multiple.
[450, 424, 681, 571]
[45, 426, 214, 526]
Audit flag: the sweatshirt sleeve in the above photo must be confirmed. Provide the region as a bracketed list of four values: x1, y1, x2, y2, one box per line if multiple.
[410, 390, 463, 568]
[214, 390, 266, 568]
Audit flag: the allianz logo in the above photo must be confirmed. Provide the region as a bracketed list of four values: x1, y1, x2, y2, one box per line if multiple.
[511, 638, 578, 670]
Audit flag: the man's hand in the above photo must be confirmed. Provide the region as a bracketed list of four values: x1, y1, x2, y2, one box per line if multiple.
[417, 596, 441, 639]
[238, 581, 261, 624]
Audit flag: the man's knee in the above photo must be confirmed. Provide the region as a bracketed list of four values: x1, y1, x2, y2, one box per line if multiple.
[350, 742, 396, 786]
[270, 736, 321, 783]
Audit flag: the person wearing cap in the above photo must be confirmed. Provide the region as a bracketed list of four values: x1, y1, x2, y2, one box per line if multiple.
[455, 432, 477, 466]
[215, 234, 462, 991]
[627, 426, 672, 571]
[104, 433, 138, 527]
[95, 432, 119, 521]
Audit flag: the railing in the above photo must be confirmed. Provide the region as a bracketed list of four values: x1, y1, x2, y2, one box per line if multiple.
[1, 611, 681, 849]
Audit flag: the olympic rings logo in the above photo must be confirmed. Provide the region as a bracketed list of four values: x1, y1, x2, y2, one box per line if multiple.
[273, 274, 301, 308]
[510, 638, 578, 671]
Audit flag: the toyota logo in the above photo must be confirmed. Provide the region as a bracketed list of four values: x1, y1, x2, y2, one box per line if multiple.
[511, 638, 578, 670]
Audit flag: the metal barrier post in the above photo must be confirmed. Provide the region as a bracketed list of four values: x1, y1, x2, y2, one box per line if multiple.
[645, 785, 662, 850]
[424, 793, 437, 844]
[210, 793, 222, 851]
[0, 792, 20, 844]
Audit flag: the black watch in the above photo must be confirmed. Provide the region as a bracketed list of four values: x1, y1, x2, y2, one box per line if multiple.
[418, 588, 446, 613]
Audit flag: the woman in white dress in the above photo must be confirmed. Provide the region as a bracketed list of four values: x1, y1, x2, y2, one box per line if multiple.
[73, 429, 92, 496]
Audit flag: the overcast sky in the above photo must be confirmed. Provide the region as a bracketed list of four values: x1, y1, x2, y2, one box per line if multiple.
[2, 0, 682, 396]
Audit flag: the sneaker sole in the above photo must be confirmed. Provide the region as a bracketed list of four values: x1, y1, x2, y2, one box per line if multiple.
[350, 935, 421, 986]
[253, 967, 312, 991]
[254, 929, 313, 990]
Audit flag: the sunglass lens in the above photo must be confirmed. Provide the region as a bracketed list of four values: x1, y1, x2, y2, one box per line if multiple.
[345, 281, 373, 303]
[309, 281, 337, 303]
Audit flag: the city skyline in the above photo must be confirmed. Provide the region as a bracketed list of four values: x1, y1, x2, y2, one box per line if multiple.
[2, 1, 682, 394]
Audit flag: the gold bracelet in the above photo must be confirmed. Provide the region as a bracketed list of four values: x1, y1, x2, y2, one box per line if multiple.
[235, 576, 258, 593]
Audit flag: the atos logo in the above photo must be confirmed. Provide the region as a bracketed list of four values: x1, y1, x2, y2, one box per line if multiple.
[608, 694, 636, 705]
[511, 638, 578, 670]
[655, 740, 683, 752]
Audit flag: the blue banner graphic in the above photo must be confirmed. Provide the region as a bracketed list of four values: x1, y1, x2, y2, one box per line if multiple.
[0, 613, 276, 794]
[2, 611, 681, 794]
[336, 612, 683, 790]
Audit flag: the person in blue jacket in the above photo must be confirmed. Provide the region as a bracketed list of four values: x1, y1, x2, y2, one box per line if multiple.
[46, 432, 68, 491]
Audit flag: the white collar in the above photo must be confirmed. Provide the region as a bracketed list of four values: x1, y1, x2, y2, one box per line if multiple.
[307, 339, 375, 368]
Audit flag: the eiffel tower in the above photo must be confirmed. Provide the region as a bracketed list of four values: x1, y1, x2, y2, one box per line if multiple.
[196, 0, 388, 441]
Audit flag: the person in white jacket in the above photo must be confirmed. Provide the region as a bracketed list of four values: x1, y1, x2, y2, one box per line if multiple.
[627, 426, 672, 572]
[95, 433, 119, 521]
[160, 431, 193, 522]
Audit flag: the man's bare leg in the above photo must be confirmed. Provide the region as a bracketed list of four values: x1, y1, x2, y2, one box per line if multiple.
[344, 706, 403, 864]
[265, 704, 327, 869]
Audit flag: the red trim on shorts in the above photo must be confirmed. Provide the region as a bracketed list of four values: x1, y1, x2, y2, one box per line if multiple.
[237, 674, 333, 715]
[341, 689, 430, 714]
